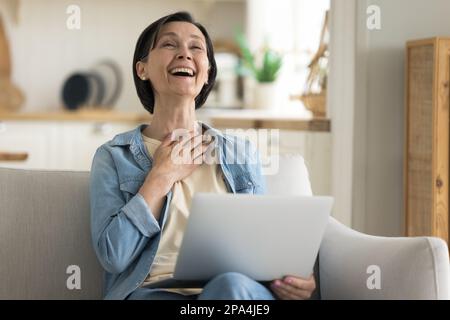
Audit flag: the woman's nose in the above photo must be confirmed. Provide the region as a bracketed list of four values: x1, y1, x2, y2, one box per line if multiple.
[176, 53, 192, 61]
[176, 46, 192, 60]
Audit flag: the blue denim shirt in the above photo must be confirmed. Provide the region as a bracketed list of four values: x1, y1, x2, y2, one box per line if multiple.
[89, 123, 266, 300]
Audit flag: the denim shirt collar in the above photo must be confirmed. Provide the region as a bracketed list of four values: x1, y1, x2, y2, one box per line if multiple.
[110, 121, 230, 147]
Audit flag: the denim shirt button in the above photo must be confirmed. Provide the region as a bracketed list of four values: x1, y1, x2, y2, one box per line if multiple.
[247, 181, 252, 186]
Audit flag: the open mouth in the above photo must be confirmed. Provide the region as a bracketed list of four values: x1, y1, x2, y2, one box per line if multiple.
[169, 67, 196, 78]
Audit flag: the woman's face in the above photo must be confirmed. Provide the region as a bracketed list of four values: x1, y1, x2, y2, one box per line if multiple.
[139, 21, 210, 102]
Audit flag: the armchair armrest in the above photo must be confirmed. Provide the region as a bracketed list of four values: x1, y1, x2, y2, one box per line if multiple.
[319, 217, 449, 299]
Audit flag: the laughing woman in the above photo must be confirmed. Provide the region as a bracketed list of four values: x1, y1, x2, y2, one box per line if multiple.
[89, 11, 316, 300]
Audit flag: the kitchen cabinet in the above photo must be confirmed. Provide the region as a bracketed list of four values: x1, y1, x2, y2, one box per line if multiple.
[57, 122, 135, 171]
[0, 121, 135, 171]
[0, 121, 53, 169]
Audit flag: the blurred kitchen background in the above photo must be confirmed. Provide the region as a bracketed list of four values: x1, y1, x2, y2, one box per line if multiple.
[0, 0, 330, 182]
[1, 0, 335, 227]
[0, 0, 329, 113]
[4, 0, 450, 239]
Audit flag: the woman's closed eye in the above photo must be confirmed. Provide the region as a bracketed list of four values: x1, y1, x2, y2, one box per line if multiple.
[161, 42, 202, 51]
[190, 42, 204, 51]
[162, 42, 176, 48]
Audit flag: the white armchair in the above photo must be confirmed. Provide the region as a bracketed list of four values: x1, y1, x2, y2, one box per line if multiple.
[0, 154, 448, 299]
[265, 154, 449, 299]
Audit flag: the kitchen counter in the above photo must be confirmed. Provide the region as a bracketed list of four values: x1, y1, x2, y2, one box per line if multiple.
[0, 109, 152, 122]
[209, 111, 330, 131]
[0, 107, 330, 132]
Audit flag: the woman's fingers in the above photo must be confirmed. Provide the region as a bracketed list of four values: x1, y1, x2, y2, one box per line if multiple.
[160, 131, 176, 146]
[191, 140, 213, 163]
[284, 284, 312, 299]
[271, 287, 288, 300]
[176, 132, 212, 162]
[271, 285, 297, 300]
[270, 279, 313, 300]
[272, 285, 310, 300]
[169, 131, 196, 161]
[161, 129, 215, 167]
[189, 133, 205, 152]
[172, 129, 196, 145]
[283, 275, 316, 292]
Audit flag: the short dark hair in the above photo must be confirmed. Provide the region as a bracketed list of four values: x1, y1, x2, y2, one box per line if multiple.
[132, 11, 217, 114]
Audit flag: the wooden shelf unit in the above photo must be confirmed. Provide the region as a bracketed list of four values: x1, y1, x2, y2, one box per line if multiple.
[404, 37, 450, 243]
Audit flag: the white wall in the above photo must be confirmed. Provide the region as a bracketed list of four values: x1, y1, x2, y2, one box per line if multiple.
[0, 0, 245, 112]
[328, 0, 356, 227]
[339, 0, 450, 236]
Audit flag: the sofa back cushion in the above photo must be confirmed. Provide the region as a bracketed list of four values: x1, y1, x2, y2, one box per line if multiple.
[265, 154, 313, 196]
[0, 168, 103, 299]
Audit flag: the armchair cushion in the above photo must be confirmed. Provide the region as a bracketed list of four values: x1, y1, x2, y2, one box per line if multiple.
[320, 217, 450, 299]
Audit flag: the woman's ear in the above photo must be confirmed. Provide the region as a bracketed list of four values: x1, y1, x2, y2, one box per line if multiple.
[136, 61, 147, 80]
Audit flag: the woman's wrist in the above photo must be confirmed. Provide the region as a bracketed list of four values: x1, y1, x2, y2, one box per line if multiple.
[137, 172, 173, 221]
[139, 171, 173, 198]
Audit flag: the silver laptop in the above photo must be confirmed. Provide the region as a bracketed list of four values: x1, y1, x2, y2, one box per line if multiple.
[143, 193, 333, 289]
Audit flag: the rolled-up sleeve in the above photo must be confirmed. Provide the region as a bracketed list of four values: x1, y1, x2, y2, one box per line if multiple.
[90, 146, 162, 274]
[121, 192, 161, 237]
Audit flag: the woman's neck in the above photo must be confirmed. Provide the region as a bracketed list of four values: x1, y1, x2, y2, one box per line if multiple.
[143, 97, 199, 141]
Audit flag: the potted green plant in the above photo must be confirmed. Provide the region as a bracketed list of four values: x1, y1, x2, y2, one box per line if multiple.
[235, 32, 283, 109]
